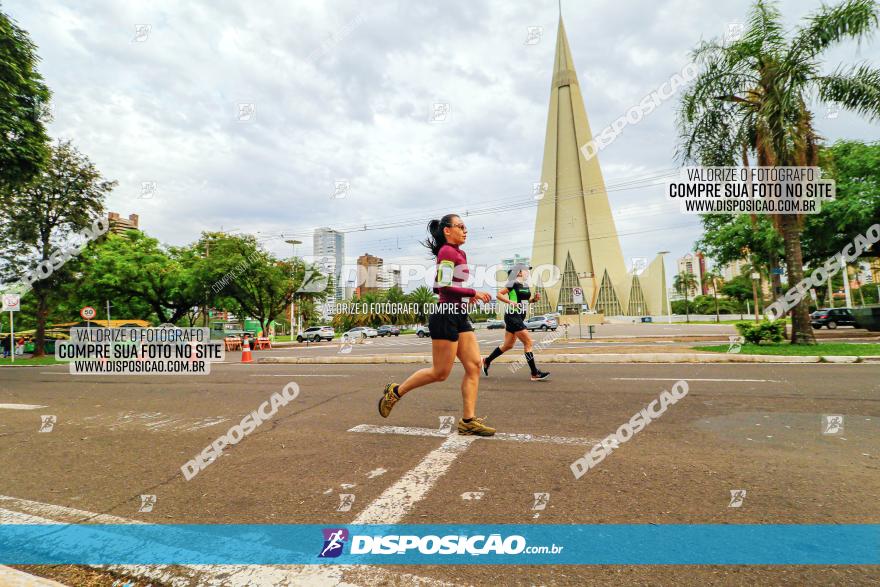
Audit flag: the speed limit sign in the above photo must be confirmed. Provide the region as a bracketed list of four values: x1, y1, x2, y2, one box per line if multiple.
[80, 306, 97, 320]
[1, 294, 20, 312]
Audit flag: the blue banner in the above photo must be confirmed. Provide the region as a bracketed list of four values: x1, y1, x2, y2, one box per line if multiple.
[0, 524, 876, 565]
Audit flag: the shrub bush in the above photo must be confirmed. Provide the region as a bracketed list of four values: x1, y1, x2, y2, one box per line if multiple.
[735, 320, 786, 344]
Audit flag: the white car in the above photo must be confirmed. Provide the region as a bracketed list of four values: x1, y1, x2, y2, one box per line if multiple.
[297, 326, 335, 342]
[415, 324, 431, 338]
[525, 316, 558, 331]
[344, 326, 378, 339]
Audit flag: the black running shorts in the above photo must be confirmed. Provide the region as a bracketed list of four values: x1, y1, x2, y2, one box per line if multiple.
[504, 312, 527, 333]
[429, 311, 474, 342]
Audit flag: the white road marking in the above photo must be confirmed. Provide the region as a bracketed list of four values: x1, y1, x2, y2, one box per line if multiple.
[366, 468, 387, 478]
[346, 424, 598, 526]
[348, 424, 599, 446]
[81, 412, 228, 432]
[251, 374, 350, 377]
[0, 496, 453, 586]
[0, 565, 67, 586]
[351, 435, 476, 524]
[613, 377, 780, 383]
[0, 404, 47, 410]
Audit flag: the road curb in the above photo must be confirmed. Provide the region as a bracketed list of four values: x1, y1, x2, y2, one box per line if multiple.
[256, 353, 871, 364]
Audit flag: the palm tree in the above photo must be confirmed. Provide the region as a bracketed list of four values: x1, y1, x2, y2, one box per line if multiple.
[678, 0, 880, 344]
[702, 269, 723, 323]
[406, 285, 437, 325]
[673, 271, 698, 323]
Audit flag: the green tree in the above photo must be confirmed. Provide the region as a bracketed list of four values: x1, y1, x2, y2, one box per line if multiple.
[194, 233, 331, 335]
[0, 9, 50, 194]
[673, 271, 698, 323]
[0, 140, 115, 355]
[721, 274, 755, 306]
[677, 0, 880, 344]
[805, 140, 880, 262]
[79, 231, 200, 325]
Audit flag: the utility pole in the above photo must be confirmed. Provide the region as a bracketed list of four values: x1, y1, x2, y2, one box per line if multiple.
[841, 258, 853, 308]
[286, 239, 302, 339]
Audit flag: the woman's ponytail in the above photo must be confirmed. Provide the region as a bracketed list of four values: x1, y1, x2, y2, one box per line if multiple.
[422, 214, 457, 257]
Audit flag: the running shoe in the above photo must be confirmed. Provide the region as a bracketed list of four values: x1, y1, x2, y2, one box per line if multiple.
[457, 416, 496, 436]
[530, 371, 551, 381]
[378, 383, 400, 418]
[481, 358, 490, 377]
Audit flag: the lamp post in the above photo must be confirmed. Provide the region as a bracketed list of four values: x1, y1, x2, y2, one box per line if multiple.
[286, 239, 302, 339]
[657, 251, 672, 323]
[750, 271, 761, 322]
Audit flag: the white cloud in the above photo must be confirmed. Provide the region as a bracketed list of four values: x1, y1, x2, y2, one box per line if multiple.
[6, 0, 878, 285]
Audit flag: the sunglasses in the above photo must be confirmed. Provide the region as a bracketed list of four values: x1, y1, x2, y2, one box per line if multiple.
[448, 223, 467, 231]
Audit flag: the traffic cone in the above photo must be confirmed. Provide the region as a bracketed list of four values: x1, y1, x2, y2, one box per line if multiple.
[241, 337, 253, 363]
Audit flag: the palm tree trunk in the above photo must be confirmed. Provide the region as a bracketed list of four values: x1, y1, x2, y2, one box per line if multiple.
[827, 279, 834, 308]
[713, 284, 720, 323]
[779, 214, 816, 344]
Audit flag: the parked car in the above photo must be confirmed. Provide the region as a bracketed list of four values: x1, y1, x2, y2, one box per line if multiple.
[344, 326, 378, 339]
[811, 308, 856, 329]
[297, 326, 335, 342]
[525, 315, 558, 331]
[486, 319, 504, 329]
[377, 325, 400, 337]
[415, 324, 431, 338]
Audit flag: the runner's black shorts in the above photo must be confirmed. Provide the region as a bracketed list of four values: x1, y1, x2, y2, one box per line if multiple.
[504, 312, 527, 333]
[429, 310, 474, 341]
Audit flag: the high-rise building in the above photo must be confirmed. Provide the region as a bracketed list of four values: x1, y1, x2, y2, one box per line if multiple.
[677, 253, 704, 299]
[313, 227, 344, 300]
[678, 253, 703, 297]
[379, 264, 402, 291]
[719, 258, 750, 283]
[356, 253, 384, 296]
[529, 16, 665, 317]
[108, 212, 139, 234]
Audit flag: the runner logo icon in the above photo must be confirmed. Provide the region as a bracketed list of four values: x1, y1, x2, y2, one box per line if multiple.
[319, 528, 349, 558]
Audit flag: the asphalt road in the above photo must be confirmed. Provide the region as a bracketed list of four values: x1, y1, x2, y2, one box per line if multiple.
[1, 359, 878, 585]
[273, 324, 740, 358]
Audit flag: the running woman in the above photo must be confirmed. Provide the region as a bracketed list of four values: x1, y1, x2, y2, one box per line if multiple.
[481, 264, 550, 381]
[377, 214, 496, 436]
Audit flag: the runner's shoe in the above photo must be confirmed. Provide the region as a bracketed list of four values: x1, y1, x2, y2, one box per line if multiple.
[457, 416, 496, 436]
[531, 371, 551, 381]
[481, 358, 490, 377]
[378, 383, 400, 418]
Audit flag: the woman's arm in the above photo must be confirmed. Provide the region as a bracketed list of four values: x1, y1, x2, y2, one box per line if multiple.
[435, 248, 476, 298]
[496, 287, 511, 304]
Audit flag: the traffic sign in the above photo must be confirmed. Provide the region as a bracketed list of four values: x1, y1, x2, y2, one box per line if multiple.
[572, 287, 584, 304]
[2, 294, 20, 312]
[80, 306, 97, 320]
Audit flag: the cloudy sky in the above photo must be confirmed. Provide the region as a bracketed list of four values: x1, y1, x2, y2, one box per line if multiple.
[7, 0, 879, 289]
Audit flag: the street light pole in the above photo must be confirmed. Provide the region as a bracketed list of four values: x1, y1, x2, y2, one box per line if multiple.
[285, 239, 302, 339]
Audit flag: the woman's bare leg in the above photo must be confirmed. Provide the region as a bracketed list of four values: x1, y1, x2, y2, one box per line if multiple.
[500, 330, 517, 352]
[514, 329, 533, 352]
[397, 339, 456, 396]
[455, 331, 482, 419]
